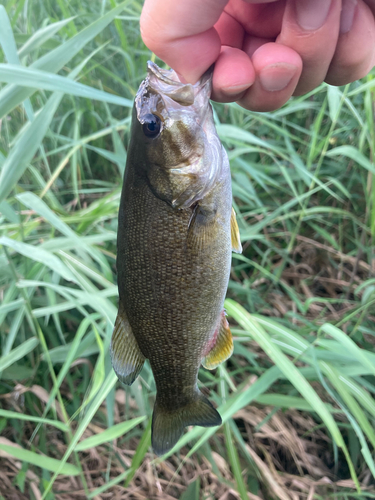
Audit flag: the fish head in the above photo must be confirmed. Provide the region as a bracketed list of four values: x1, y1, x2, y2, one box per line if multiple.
[131, 61, 224, 209]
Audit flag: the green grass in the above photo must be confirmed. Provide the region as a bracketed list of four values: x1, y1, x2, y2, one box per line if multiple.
[0, 1, 375, 499]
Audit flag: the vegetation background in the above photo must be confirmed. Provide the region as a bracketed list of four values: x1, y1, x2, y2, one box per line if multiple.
[0, 1, 375, 499]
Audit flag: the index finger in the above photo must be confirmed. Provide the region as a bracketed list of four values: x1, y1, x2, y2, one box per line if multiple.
[140, 0, 279, 83]
[140, 0, 227, 83]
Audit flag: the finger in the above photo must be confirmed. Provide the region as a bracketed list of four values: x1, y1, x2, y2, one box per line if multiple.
[214, 10, 245, 48]
[141, 0, 285, 84]
[140, 0, 228, 83]
[326, 0, 375, 85]
[211, 46, 255, 102]
[243, 34, 275, 58]
[225, 0, 285, 38]
[236, 42, 302, 111]
[277, 0, 342, 95]
[242, 0, 279, 3]
[363, 0, 375, 14]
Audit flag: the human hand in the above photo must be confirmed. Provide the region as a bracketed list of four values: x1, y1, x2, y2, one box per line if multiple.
[140, 0, 375, 111]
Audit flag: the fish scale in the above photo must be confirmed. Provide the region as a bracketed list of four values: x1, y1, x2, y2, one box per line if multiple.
[111, 62, 242, 455]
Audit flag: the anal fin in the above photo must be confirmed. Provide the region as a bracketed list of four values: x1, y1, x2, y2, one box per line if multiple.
[110, 303, 145, 385]
[202, 311, 234, 370]
[231, 207, 242, 254]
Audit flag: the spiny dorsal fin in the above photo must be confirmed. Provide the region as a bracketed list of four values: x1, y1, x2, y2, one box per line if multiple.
[202, 311, 234, 370]
[110, 303, 146, 385]
[231, 207, 242, 254]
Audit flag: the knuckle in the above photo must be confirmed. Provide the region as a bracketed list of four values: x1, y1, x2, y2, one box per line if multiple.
[140, 11, 168, 51]
[326, 49, 375, 85]
[238, 95, 286, 112]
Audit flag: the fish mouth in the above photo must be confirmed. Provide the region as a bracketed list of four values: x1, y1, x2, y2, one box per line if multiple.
[135, 61, 212, 123]
[146, 61, 212, 106]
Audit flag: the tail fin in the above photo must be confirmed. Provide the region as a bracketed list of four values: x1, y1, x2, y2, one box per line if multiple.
[151, 392, 222, 456]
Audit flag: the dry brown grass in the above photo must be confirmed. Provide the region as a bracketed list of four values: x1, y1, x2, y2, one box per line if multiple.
[1, 243, 374, 499]
[1, 380, 374, 499]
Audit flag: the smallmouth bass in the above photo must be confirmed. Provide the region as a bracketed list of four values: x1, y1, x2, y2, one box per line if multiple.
[111, 62, 242, 455]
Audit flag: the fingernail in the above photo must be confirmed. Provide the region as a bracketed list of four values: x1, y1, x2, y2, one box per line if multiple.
[223, 83, 251, 95]
[340, 0, 357, 34]
[295, 0, 332, 30]
[259, 63, 297, 92]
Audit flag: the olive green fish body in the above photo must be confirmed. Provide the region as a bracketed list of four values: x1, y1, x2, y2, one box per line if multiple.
[111, 63, 241, 455]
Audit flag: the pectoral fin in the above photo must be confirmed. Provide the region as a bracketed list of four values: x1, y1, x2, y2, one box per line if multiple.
[186, 204, 217, 252]
[231, 207, 242, 254]
[110, 304, 145, 385]
[203, 312, 234, 370]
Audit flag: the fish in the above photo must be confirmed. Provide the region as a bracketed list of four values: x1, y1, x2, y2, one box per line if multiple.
[110, 61, 242, 456]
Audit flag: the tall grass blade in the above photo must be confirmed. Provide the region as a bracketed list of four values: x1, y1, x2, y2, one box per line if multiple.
[0, 92, 62, 203]
[225, 301, 346, 447]
[0, 0, 131, 118]
[18, 17, 76, 58]
[0, 237, 76, 282]
[75, 416, 146, 451]
[0, 64, 132, 107]
[0, 444, 80, 476]
[0, 410, 68, 432]
[0, 337, 39, 371]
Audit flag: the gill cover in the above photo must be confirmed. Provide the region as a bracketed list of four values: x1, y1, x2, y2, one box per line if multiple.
[134, 61, 226, 209]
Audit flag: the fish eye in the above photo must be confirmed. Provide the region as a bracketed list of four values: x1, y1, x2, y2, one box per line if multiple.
[142, 114, 161, 138]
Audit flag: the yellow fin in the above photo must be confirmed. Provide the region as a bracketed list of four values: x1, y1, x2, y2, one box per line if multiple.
[110, 304, 145, 385]
[203, 312, 234, 370]
[231, 207, 242, 253]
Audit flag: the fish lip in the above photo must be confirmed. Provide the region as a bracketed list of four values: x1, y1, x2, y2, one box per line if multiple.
[146, 61, 181, 87]
[147, 61, 213, 90]
[135, 61, 212, 119]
